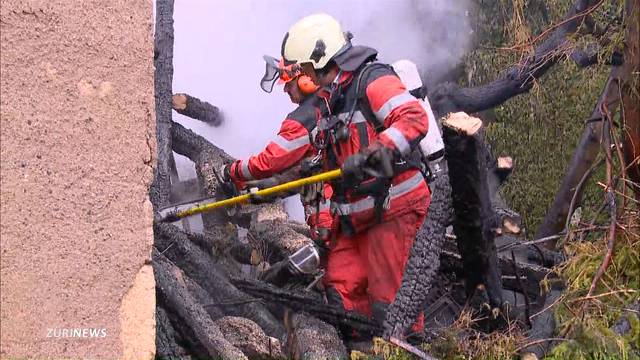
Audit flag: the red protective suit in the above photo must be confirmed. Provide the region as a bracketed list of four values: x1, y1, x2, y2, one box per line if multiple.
[314, 46, 431, 330]
[229, 46, 431, 331]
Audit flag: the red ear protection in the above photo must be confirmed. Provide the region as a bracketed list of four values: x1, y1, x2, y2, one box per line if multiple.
[297, 75, 319, 94]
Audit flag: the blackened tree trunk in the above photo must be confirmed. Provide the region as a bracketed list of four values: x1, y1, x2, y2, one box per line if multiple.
[443, 113, 503, 309]
[150, 0, 175, 209]
[535, 1, 640, 243]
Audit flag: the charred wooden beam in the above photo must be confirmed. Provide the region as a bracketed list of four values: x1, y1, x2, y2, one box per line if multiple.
[150, 0, 175, 209]
[232, 277, 380, 335]
[154, 249, 248, 360]
[439, 248, 555, 301]
[430, 0, 601, 115]
[493, 205, 522, 235]
[443, 112, 503, 309]
[154, 222, 287, 341]
[486, 155, 513, 200]
[384, 160, 452, 338]
[173, 93, 223, 126]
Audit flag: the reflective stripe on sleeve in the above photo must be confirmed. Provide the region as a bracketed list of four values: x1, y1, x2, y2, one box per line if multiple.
[374, 92, 416, 121]
[240, 161, 253, 180]
[272, 134, 310, 151]
[381, 126, 411, 155]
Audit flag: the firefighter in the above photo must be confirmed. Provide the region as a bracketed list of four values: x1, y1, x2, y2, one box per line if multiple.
[278, 13, 431, 329]
[224, 13, 431, 331]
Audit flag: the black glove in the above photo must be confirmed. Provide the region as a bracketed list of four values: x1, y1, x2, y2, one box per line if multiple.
[341, 151, 368, 187]
[341, 144, 395, 187]
[218, 164, 239, 198]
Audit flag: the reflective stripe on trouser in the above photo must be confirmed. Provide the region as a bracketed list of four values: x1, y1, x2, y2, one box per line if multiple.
[323, 207, 428, 330]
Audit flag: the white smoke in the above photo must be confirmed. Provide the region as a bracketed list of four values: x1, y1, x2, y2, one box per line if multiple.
[167, 0, 472, 220]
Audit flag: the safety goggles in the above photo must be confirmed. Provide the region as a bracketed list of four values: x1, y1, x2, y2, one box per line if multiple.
[260, 55, 303, 93]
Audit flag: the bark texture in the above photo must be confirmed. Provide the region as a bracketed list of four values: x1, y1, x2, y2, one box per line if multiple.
[154, 222, 287, 342]
[285, 312, 348, 360]
[150, 0, 175, 209]
[173, 93, 223, 126]
[383, 161, 452, 338]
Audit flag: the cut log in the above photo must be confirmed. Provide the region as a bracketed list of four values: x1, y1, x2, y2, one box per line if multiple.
[149, 0, 175, 209]
[154, 222, 287, 341]
[154, 249, 248, 360]
[383, 159, 452, 338]
[430, 0, 603, 115]
[249, 204, 313, 264]
[443, 112, 503, 309]
[486, 155, 513, 200]
[493, 205, 522, 235]
[173, 93, 223, 126]
[214, 316, 285, 359]
[284, 312, 348, 360]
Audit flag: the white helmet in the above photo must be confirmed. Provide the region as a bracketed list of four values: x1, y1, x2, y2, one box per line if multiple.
[281, 13, 349, 69]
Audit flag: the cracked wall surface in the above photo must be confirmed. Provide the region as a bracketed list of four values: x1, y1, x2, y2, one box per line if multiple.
[0, 0, 156, 358]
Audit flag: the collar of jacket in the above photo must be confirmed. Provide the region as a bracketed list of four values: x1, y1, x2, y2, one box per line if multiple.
[333, 45, 378, 72]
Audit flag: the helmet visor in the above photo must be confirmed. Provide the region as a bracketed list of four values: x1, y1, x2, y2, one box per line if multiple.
[260, 55, 281, 93]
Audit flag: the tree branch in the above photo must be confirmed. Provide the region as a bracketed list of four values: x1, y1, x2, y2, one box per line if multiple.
[430, 0, 602, 115]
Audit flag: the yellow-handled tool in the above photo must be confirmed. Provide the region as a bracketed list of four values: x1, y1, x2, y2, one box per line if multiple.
[157, 169, 342, 223]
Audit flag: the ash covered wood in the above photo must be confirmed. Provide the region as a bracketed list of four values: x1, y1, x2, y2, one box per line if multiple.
[154, 222, 286, 341]
[173, 93, 223, 126]
[249, 204, 313, 264]
[154, 250, 248, 359]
